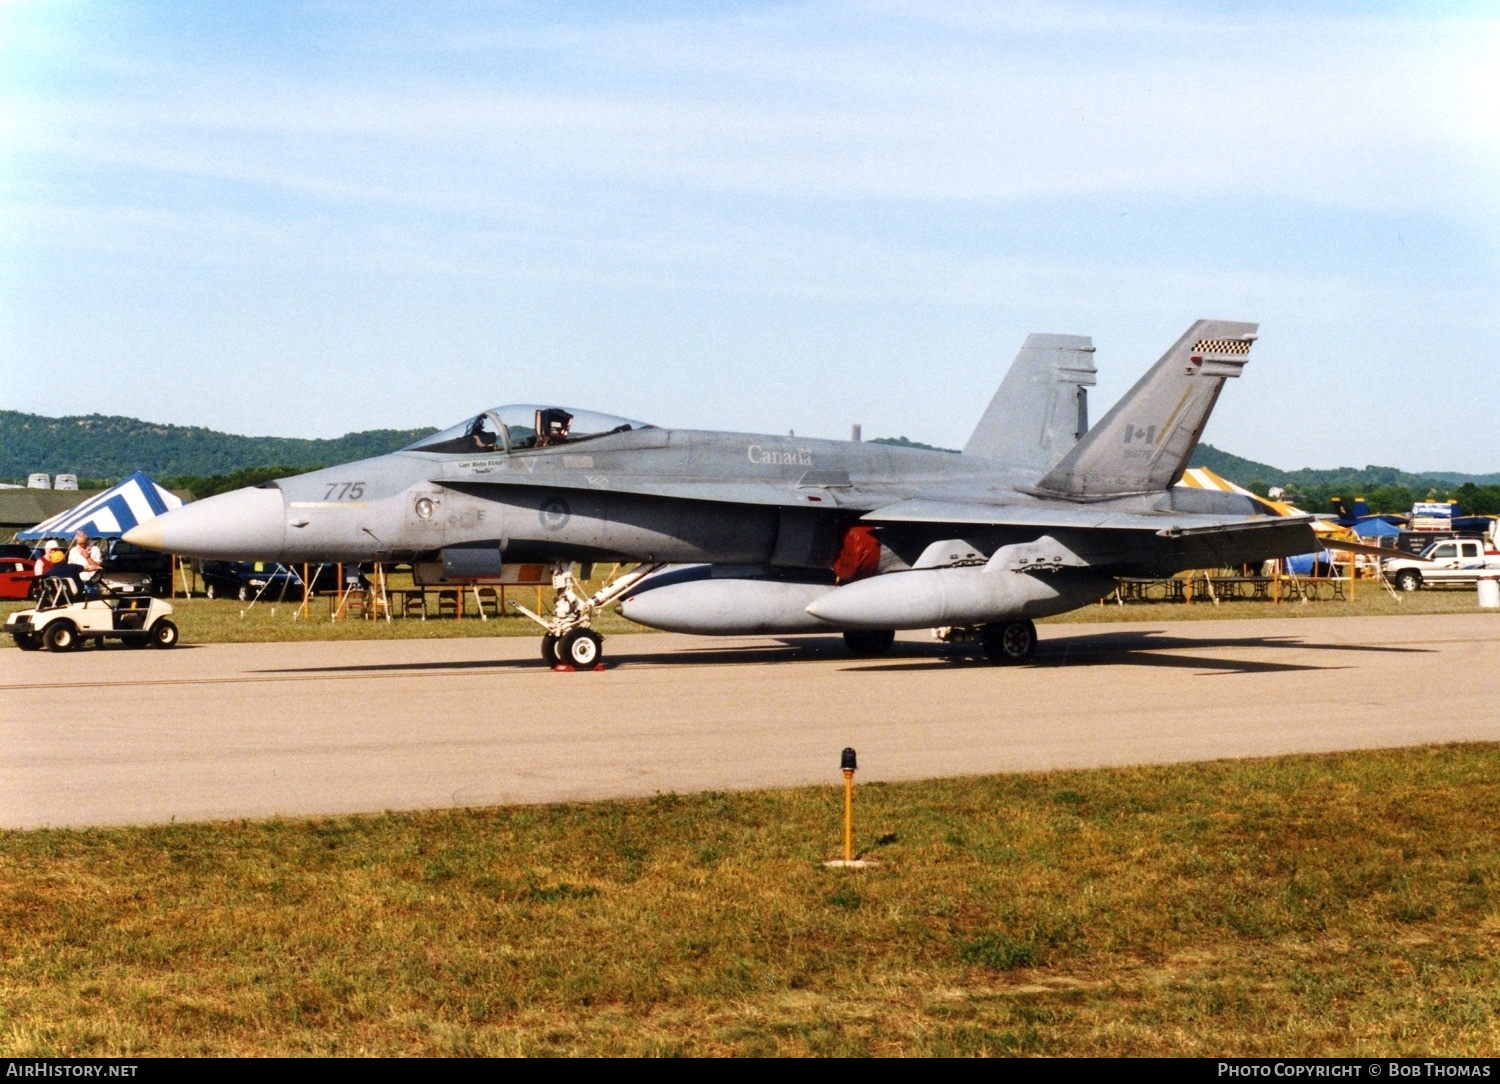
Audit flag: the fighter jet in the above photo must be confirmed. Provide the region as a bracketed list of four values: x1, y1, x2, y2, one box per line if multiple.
[125, 320, 1326, 667]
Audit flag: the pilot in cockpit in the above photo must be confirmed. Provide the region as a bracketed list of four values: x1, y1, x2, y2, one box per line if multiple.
[536, 408, 573, 447]
[467, 416, 498, 451]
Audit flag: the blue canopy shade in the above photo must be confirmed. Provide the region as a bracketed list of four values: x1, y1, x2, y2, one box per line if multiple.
[1285, 552, 1335, 576]
[1351, 517, 1400, 539]
[17, 471, 184, 541]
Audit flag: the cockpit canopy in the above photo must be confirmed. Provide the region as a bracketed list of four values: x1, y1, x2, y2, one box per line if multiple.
[406, 405, 653, 456]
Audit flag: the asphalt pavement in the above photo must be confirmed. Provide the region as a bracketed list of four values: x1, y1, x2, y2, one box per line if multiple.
[3, 613, 1497, 829]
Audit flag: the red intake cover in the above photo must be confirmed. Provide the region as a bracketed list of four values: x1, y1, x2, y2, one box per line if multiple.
[831, 525, 881, 583]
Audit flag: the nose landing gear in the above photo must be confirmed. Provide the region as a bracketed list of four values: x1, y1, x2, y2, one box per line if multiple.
[514, 561, 662, 669]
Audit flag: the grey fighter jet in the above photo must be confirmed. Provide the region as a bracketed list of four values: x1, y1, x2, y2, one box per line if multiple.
[126, 320, 1326, 667]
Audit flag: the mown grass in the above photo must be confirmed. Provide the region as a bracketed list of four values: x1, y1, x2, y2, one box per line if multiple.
[3, 745, 1499, 1056]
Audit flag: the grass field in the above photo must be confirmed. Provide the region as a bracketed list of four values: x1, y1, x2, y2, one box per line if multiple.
[2, 573, 1491, 648]
[3, 744, 1499, 1056]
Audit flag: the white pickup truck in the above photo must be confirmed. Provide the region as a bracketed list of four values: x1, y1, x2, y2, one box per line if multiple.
[1384, 536, 1500, 592]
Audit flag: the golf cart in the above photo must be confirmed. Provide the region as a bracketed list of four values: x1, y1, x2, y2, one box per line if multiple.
[6, 575, 179, 652]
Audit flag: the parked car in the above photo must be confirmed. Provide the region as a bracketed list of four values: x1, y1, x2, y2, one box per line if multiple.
[200, 560, 365, 601]
[6, 576, 179, 651]
[0, 553, 37, 600]
[1383, 536, 1500, 591]
[101, 538, 175, 596]
[0, 541, 172, 600]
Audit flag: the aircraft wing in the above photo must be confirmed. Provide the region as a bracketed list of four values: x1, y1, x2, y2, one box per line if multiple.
[862, 497, 1316, 538]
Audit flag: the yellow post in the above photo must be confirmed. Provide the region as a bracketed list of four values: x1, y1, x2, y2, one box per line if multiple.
[840, 747, 857, 862]
[302, 562, 311, 620]
[843, 772, 854, 861]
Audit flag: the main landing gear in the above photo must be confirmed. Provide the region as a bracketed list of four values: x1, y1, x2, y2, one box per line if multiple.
[843, 629, 896, 657]
[980, 618, 1037, 664]
[515, 561, 662, 670]
[935, 618, 1038, 664]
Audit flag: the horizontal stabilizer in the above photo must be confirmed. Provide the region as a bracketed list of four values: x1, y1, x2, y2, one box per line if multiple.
[1036, 320, 1256, 498]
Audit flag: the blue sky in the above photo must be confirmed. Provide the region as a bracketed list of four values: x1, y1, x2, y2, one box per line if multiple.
[3, 1, 1497, 472]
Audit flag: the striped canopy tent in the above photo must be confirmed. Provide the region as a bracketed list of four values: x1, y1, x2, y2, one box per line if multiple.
[1175, 467, 1316, 522]
[16, 471, 183, 542]
[1176, 466, 1348, 576]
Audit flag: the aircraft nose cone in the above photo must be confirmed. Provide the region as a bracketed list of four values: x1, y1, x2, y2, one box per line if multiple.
[122, 486, 287, 560]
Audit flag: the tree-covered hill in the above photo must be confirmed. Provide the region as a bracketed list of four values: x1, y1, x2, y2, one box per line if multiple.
[0, 411, 437, 484]
[1189, 445, 1500, 514]
[1189, 444, 1500, 493]
[869, 436, 958, 453]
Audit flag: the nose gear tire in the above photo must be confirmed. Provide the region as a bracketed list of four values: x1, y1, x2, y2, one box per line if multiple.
[558, 629, 603, 668]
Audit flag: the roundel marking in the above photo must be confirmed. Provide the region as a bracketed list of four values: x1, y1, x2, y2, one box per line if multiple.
[540, 496, 571, 531]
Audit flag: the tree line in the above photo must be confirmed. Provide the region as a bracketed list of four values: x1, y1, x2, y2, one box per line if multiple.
[160, 466, 321, 500]
[0, 410, 434, 482]
[1264, 481, 1500, 517]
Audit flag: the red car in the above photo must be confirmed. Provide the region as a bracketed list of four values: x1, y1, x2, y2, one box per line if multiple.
[0, 555, 37, 601]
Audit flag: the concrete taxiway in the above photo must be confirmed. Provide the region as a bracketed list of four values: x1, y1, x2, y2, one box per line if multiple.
[3, 613, 1498, 830]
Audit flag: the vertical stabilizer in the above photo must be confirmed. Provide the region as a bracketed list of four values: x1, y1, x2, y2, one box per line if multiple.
[1035, 320, 1256, 498]
[963, 333, 1097, 469]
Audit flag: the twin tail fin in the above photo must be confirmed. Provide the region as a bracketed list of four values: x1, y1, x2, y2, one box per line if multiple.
[963, 333, 1097, 470]
[1034, 320, 1256, 499]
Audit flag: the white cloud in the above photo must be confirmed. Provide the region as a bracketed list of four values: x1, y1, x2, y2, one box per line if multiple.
[2, 2, 1496, 469]
[8, 2, 1495, 213]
